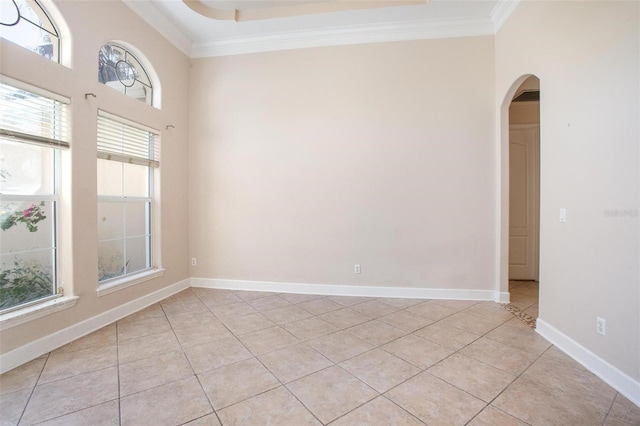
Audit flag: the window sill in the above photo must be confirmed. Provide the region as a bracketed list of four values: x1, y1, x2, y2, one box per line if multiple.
[97, 268, 165, 297]
[0, 296, 79, 331]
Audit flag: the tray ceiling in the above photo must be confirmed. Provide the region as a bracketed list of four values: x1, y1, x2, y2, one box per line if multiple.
[123, 0, 519, 57]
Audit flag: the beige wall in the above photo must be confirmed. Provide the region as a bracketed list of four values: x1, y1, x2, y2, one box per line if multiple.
[0, 0, 191, 353]
[189, 37, 497, 290]
[496, 0, 639, 380]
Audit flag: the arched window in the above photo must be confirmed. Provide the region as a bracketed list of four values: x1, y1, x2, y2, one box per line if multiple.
[98, 43, 153, 105]
[0, 0, 60, 62]
[95, 44, 160, 290]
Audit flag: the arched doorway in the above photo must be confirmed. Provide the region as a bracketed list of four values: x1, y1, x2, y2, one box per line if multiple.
[508, 76, 540, 326]
[498, 75, 540, 327]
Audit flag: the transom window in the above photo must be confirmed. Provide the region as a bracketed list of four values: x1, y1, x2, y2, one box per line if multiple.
[97, 112, 159, 284]
[0, 79, 69, 312]
[0, 0, 60, 62]
[98, 43, 153, 105]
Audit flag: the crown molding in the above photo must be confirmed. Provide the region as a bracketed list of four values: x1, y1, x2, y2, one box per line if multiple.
[490, 0, 520, 32]
[123, 1, 520, 59]
[123, 0, 192, 57]
[191, 17, 495, 58]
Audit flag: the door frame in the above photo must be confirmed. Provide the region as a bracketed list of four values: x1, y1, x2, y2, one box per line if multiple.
[496, 74, 540, 303]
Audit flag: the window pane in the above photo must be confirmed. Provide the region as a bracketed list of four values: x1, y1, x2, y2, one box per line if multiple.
[1, 249, 55, 310]
[1, 200, 54, 251]
[126, 80, 152, 105]
[98, 239, 124, 281]
[98, 202, 124, 240]
[125, 202, 148, 237]
[123, 163, 148, 197]
[125, 236, 149, 274]
[97, 159, 123, 196]
[0, 140, 54, 195]
[0, 0, 59, 62]
[98, 43, 153, 106]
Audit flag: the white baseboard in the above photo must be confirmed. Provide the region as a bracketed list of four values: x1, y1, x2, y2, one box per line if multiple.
[191, 277, 502, 301]
[495, 291, 510, 303]
[536, 318, 640, 407]
[0, 278, 190, 374]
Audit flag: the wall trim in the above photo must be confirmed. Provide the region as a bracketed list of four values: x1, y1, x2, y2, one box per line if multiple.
[536, 318, 640, 407]
[495, 291, 511, 303]
[191, 17, 494, 58]
[191, 277, 503, 301]
[0, 296, 79, 331]
[0, 278, 190, 374]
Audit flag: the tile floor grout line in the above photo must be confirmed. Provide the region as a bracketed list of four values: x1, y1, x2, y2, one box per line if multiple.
[319, 393, 382, 426]
[20, 362, 117, 388]
[283, 364, 381, 426]
[116, 321, 122, 426]
[476, 340, 554, 425]
[15, 352, 50, 426]
[280, 382, 327, 426]
[463, 405, 534, 426]
[191, 371, 223, 425]
[604, 391, 620, 419]
[22, 398, 122, 426]
[380, 395, 428, 426]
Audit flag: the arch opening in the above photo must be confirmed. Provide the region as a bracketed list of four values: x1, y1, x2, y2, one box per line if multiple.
[498, 74, 541, 326]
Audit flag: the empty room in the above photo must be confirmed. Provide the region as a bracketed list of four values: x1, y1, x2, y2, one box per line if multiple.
[0, 0, 638, 424]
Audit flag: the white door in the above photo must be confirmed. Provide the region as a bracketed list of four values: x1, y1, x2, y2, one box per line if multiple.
[509, 125, 540, 280]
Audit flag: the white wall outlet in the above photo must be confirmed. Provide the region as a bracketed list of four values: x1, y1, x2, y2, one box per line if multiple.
[596, 317, 606, 336]
[354, 264, 361, 274]
[191, 258, 197, 266]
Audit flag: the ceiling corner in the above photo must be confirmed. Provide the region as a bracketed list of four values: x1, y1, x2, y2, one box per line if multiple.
[123, 0, 193, 57]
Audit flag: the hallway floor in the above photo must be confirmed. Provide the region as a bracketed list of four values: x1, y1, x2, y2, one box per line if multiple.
[1, 287, 638, 425]
[506, 280, 540, 329]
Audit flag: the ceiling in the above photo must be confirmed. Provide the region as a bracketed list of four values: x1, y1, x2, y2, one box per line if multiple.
[123, 0, 519, 58]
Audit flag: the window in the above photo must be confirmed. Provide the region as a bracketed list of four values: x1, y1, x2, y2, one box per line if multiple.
[98, 43, 153, 105]
[0, 0, 60, 62]
[0, 78, 69, 312]
[97, 112, 158, 285]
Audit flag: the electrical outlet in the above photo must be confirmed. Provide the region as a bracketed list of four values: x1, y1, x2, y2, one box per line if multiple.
[597, 317, 606, 336]
[354, 264, 361, 274]
[191, 258, 197, 266]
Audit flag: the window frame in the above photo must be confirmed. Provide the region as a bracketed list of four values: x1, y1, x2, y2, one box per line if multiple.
[0, 76, 68, 314]
[96, 111, 161, 295]
[98, 42, 154, 106]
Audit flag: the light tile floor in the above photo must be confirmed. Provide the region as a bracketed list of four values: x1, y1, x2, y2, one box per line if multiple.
[1, 284, 639, 425]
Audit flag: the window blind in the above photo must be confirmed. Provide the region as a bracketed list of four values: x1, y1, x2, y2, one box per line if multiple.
[97, 112, 159, 168]
[0, 80, 70, 149]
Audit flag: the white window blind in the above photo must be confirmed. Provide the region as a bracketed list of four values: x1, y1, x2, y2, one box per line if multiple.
[0, 80, 70, 149]
[97, 112, 159, 168]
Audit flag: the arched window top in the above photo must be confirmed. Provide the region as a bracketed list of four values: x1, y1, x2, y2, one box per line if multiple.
[0, 0, 60, 62]
[98, 43, 154, 106]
